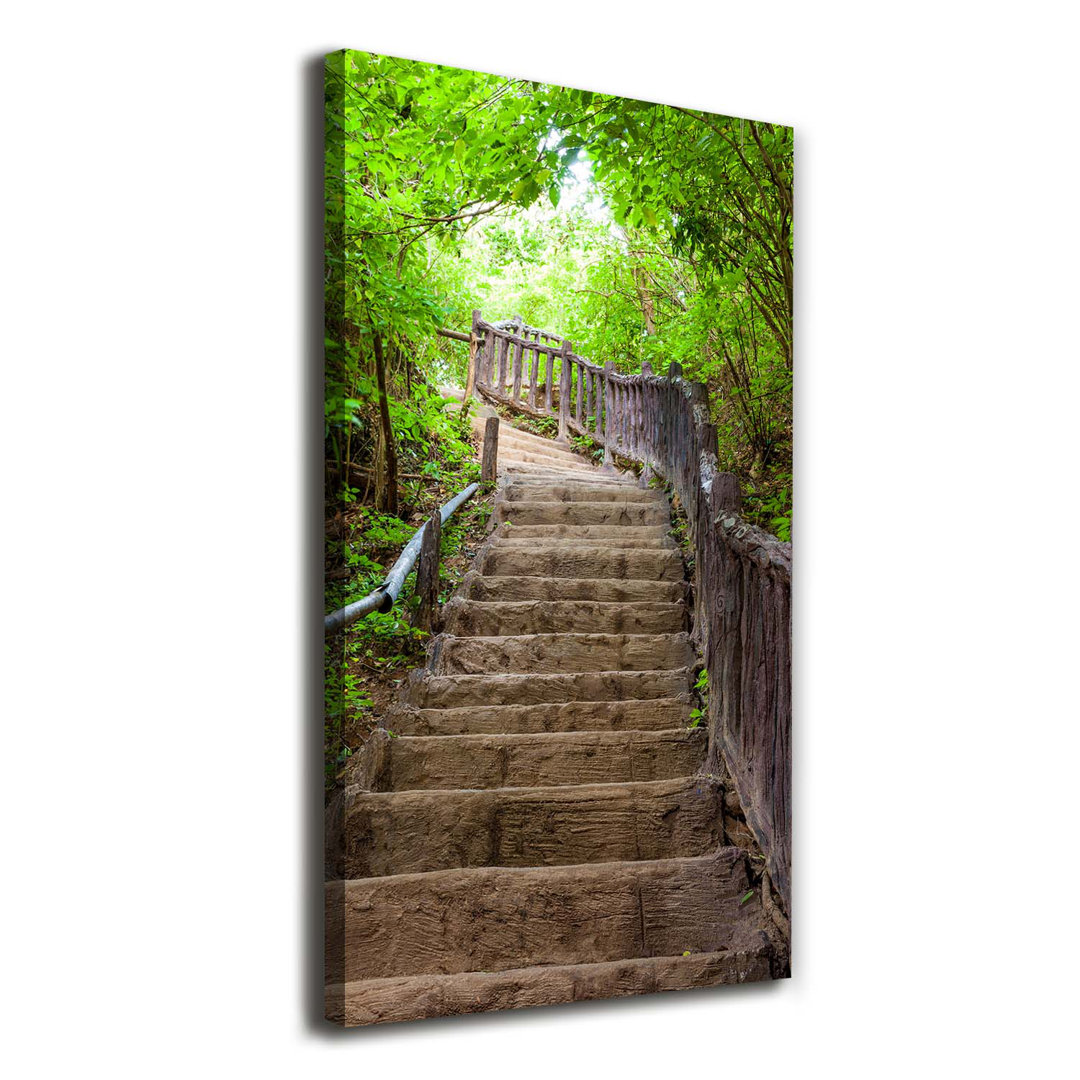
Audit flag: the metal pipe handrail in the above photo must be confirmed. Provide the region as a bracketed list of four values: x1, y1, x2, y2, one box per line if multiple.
[324, 482, 479, 635]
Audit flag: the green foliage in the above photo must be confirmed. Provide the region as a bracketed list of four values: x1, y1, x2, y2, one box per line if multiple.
[325, 51, 792, 534]
[689, 668, 708, 729]
[741, 471, 792, 541]
[323, 52, 793, 784]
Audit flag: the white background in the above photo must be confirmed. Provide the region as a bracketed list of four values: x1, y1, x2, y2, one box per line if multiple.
[2, 2, 1077, 1076]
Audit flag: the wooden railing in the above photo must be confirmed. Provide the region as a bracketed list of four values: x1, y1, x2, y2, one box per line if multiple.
[458, 310, 792, 912]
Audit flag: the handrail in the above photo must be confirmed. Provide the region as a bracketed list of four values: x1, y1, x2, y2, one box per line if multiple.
[324, 482, 479, 635]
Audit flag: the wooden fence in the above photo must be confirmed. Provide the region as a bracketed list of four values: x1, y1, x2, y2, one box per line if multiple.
[459, 310, 793, 912]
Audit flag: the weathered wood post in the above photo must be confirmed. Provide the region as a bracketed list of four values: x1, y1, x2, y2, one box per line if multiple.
[638, 361, 655, 485]
[544, 341, 555, 414]
[496, 335, 508, 396]
[511, 337, 524, 402]
[527, 339, 539, 407]
[481, 415, 499, 489]
[459, 309, 482, 417]
[412, 509, 442, 634]
[602, 360, 615, 466]
[557, 341, 572, 441]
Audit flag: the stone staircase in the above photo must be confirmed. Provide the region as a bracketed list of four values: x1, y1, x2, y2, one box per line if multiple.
[325, 411, 779, 1025]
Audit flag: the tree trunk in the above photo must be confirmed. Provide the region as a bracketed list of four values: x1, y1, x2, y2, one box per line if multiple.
[371, 331, 398, 515]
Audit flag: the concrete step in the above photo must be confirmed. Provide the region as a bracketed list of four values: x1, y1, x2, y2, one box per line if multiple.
[497, 449, 597, 471]
[497, 436, 584, 463]
[503, 481, 665, 504]
[442, 598, 686, 636]
[325, 847, 762, 984]
[428, 632, 694, 675]
[326, 947, 773, 1026]
[493, 535, 675, 550]
[386, 696, 694, 736]
[462, 572, 686, 604]
[368, 728, 706, 791]
[471, 427, 587, 463]
[500, 462, 603, 479]
[329, 776, 723, 878]
[406, 667, 695, 708]
[478, 545, 683, 581]
[491, 523, 671, 541]
[493, 500, 670, 527]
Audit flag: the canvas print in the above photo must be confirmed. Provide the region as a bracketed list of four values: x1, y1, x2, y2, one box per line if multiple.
[323, 49, 792, 1026]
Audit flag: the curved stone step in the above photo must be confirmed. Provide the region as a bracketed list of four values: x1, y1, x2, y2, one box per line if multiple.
[475, 432, 590, 466]
[368, 728, 706, 791]
[492, 522, 671, 541]
[494, 500, 670, 527]
[428, 632, 694, 675]
[326, 947, 773, 1026]
[497, 437, 584, 463]
[503, 481, 665, 504]
[498, 449, 598, 471]
[324, 847, 760, 984]
[329, 775, 722, 878]
[462, 572, 687, 604]
[406, 667, 695, 708]
[387, 696, 694, 736]
[479, 545, 683, 581]
[442, 598, 686, 636]
[493, 535, 675, 550]
[500, 462, 602, 479]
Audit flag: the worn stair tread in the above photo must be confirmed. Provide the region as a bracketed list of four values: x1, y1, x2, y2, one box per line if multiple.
[442, 598, 686, 636]
[324, 847, 761, 984]
[329, 774, 722, 878]
[496, 450, 599, 471]
[503, 483, 665, 504]
[407, 667, 694, 708]
[492, 535, 675, 550]
[326, 946, 774, 1026]
[463, 572, 686, 604]
[493, 523, 671, 540]
[494, 500, 670, 527]
[388, 696, 693, 735]
[480, 546, 683, 581]
[429, 631, 694, 675]
[499, 463, 602, 478]
[369, 728, 706, 791]
[501, 473, 652, 490]
[498, 441, 586, 463]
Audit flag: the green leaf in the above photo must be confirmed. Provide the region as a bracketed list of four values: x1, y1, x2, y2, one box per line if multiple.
[454, 138, 466, 169]
[548, 184, 561, 208]
[642, 206, 658, 227]
[740, 889, 754, 905]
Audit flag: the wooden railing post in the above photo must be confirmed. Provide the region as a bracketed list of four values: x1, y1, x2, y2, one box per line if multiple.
[496, 335, 508, 395]
[481, 415, 499, 488]
[481, 327, 494, 386]
[511, 336, 524, 402]
[558, 341, 572, 441]
[459, 309, 482, 417]
[527, 339, 539, 407]
[412, 509, 442, 634]
[602, 360, 615, 466]
[544, 340, 555, 414]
